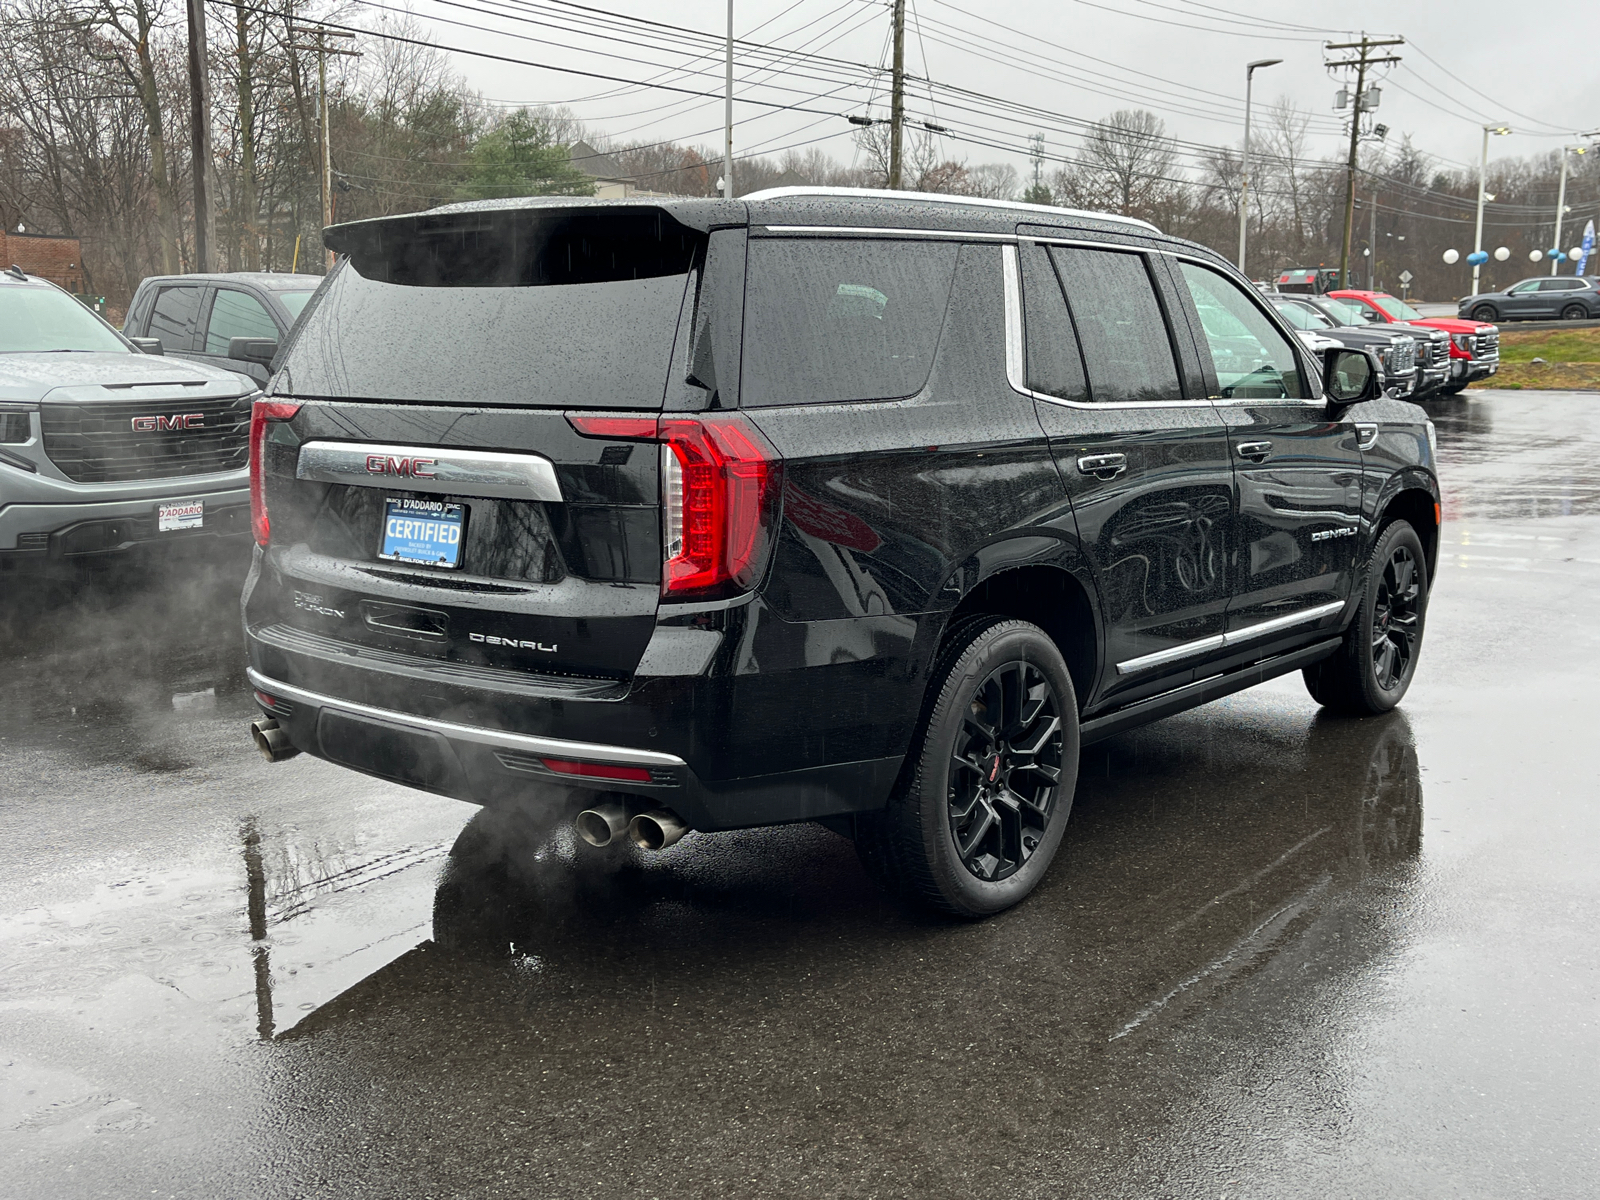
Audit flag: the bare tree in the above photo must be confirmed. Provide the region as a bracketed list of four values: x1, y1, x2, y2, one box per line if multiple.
[1053, 109, 1181, 222]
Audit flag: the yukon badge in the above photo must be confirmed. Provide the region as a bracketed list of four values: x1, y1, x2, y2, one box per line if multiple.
[132, 413, 203, 432]
[469, 631, 558, 653]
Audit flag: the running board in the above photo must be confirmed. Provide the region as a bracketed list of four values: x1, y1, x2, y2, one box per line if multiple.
[1079, 638, 1341, 747]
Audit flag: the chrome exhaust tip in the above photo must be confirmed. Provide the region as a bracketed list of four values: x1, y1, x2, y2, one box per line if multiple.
[575, 801, 632, 848]
[627, 809, 689, 851]
[250, 717, 300, 763]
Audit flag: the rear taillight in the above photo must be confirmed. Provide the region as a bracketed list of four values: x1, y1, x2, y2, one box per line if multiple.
[249, 400, 301, 545]
[566, 411, 784, 600]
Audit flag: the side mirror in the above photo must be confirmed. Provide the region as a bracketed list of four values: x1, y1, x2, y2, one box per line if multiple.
[1322, 347, 1383, 406]
[229, 336, 278, 366]
[129, 337, 164, 355]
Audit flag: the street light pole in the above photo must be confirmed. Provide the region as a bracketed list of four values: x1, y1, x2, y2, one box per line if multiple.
[1237, 58, 1281, 275]
[1552, 135, 1600, 275]
[1473, 123, 1510, 296]
[722, 0, 733, 199]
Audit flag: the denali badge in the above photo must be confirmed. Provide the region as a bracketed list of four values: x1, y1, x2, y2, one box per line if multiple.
[469, 631, 558, 653]
[293, 590, 346, 619]
[366, 454, 436, 478]
[132, 413, 203, 432]
[1311, 527, 1357, 542]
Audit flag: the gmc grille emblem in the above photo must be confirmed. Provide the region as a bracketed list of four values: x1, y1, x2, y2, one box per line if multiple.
[366, 454, 437, 478]
[131, 413, 204, 432]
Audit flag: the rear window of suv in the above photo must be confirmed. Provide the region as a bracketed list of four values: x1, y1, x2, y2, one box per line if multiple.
[279, 208, 702, 408]
[739, 238, 958, 407]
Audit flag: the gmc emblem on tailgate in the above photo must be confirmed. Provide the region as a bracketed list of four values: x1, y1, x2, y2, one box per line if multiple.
[131, 413, 204, 432]
[365, 454, 436, 478]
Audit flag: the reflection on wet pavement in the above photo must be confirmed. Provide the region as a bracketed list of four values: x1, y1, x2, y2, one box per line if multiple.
[2, 391, 1598, 1198]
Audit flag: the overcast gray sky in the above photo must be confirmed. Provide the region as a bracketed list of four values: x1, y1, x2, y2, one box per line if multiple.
[375, 0, 1599, 181]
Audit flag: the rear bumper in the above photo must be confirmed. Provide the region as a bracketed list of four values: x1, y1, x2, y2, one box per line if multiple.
[247, 668, 903, 832]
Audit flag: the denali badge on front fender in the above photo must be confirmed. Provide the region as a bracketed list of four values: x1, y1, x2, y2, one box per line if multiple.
[1311, 527, 1357, 543]
[469, 631, 558, 653]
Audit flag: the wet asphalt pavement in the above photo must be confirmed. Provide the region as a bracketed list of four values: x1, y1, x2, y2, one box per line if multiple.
[3, 390, 1598, 1199]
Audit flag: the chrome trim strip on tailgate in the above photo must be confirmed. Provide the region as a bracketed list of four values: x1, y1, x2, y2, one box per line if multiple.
[246, 668, 687, 768]
[295, 441, 564, 502]
[1116, 599, 1346, 676]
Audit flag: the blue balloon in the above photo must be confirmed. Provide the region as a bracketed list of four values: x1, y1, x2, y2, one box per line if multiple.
[1548, 248, 1567, 260]
[1467, 250, 1489, 265]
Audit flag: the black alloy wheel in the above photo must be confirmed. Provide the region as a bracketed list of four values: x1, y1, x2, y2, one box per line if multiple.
[1472, 304, 1498, 322]
[1304, 519, 1429, 716]
[1370, 543, 1422, 691]
[856, 617, 1080, 916]
[1562, 303, 1589, 321]
[947, 659, 1065, 882]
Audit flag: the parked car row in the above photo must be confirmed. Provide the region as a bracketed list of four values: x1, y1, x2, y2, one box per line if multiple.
[1270, 292, 1452, 399]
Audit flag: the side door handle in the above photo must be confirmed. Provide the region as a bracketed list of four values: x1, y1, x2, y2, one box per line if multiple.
[1235, 440, 1273, 463]
[1076, 452, 1127, 480]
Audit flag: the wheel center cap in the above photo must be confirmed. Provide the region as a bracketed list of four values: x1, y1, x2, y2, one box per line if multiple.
[987, 754, 1003, 783]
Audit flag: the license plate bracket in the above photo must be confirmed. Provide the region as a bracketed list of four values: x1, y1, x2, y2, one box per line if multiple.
[378, 497, 466, 568]
[157, 499, 204, 532]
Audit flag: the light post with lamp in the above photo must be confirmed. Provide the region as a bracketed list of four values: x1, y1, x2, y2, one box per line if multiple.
[1237, 57, 1282, 275]
[1472, 124, 1510, 296]
[1551, 135, 1600, 274]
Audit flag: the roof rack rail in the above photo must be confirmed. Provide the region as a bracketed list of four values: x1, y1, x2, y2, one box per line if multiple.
[739, 186, 1161, 233]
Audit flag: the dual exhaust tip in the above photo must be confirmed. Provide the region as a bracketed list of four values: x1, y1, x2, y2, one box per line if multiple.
[575, 801, 689, 851]
[250, 717, 300, 762]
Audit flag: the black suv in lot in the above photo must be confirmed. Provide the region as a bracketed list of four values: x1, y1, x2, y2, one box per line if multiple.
[244, 190, 1439, 916]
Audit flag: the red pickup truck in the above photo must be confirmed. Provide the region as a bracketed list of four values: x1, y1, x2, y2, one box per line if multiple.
[1327, 289, 1498, 396]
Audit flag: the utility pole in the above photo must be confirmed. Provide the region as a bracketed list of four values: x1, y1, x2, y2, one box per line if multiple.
[1325, 35, 1402, 289]
[723, 0, 733, 199]
[1552, 137, 1599, 275]
[888, 0, 905, 189]
[1472, 123, 1510, 296]
[185, 0, 213, 272]
[288, 24, 358, 271]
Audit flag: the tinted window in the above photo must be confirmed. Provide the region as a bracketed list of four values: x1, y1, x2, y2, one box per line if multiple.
[1543, 278, 1585, 291]
[281, 208, 702, 408]
[1046, 246, 1180, 404]
[279, 290, 316, 318]
[740, 238, 957, 407]
[148, 285, 202, 351]
[1018, 243, 1087, 403]
[1179, 263, 1305, 400]
[204, 289, 278, 353]
[1274, 301, 1332, 331]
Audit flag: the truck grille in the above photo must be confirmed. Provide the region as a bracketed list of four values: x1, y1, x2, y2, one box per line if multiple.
[41, 395, 251, 483]
[1476, 329, 1499, 363]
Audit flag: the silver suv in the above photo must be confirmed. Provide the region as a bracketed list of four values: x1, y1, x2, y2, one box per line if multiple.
[0, 268, 255, 565]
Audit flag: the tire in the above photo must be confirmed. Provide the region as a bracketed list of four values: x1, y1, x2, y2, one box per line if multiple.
[1471, 304, 1498, 322]
[1562, 303, 1588, 321]
[1437, 382, 1467, 397]
[856, 618, 1080, 916]
[1304, 519, 1429, 716]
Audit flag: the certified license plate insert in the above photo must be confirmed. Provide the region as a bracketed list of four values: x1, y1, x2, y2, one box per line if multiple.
[157, 498, 204, 532]
[378, 497, 467, 568]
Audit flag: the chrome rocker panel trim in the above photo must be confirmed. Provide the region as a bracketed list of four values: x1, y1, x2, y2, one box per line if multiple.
[1115, 599, 1347, 676]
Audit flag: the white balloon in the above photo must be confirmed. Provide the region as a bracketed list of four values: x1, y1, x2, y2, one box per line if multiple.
[1529, 249, 1544, 262]
[1442, 248, 1460, 264]
[1572, 247, 1586, 262]
[1494, 246, 1510, 261]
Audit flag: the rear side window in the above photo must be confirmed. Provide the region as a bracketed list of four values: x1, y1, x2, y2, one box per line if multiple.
[148, 285, 202, 351]
[282, 208, 703, 408]
[739, 238, 957, 407]
[1018, 243, 1087, 403]
[1178, 263, 1306, 400]
[204, 289, 277, 353]
[1047, 246, 1181, 404]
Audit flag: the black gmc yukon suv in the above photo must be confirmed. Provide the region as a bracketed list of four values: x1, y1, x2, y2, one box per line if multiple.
[244, 190, 1438, 916]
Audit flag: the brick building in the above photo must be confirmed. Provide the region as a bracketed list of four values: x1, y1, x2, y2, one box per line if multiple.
[0, 229, 86, 292]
